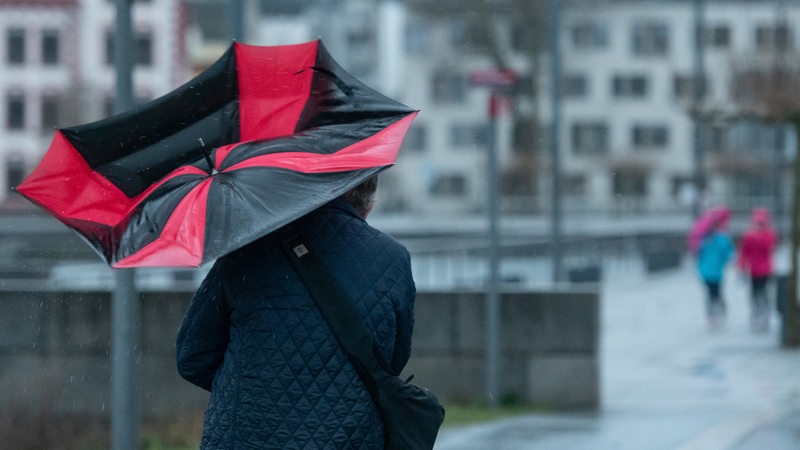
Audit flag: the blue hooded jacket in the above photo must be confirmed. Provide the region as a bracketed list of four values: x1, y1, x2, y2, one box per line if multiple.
[697, 231, 734, 283]
[176, 198, 415, 449]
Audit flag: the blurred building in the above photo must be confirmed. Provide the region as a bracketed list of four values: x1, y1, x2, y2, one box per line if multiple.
[0, 0, 188, 208]
[553, 0, 797, 217]
[191, 0, 799, 217]
[2, 0, 798, 218]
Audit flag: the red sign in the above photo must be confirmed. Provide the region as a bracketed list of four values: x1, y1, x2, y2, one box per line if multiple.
[468, 69, 518, 87]
[489, 93, 513, 118]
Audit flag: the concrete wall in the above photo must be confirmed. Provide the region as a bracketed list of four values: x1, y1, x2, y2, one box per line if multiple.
[410, 289, 600, 409]
[0, 287, 599, 419]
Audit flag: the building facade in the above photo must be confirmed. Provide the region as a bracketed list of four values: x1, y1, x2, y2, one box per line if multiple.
[2, 0, 797, 217]
[552, 0, 796, 216]
[0, 0, 188, 207]
[390, 0, 798, 216]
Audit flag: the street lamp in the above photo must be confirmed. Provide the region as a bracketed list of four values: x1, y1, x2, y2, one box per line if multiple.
[691, 0, 706, 217]
[112, 4, 138, 450]
[468, 68, 517, 408]
[548, 0, 564, 283]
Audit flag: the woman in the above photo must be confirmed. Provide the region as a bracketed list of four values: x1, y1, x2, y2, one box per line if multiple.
[737, 208, 778, 332]
[176, 177, 416, 449]
[694, 209, 734, 329]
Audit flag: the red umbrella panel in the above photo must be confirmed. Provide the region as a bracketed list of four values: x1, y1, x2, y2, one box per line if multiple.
[17, 40, 417, 268]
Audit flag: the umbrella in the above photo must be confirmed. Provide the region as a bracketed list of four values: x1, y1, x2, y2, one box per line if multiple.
[17, 40, 417, 268]
[688, 207, 731, 254]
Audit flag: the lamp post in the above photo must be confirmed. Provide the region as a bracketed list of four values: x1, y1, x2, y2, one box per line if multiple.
[548, 0, 563, 283]
[229, 0, 244, 42]
[469, 69, 517, 408]
[691, 0, 706, 217]
[112, 3, 139, 450]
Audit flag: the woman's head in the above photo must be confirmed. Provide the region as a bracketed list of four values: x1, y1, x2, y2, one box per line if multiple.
[751, 208, 771, 228]
[345, 175, 378, 218]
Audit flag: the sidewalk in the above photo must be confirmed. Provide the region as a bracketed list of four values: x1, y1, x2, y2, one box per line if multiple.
[434, 257, 800, 450]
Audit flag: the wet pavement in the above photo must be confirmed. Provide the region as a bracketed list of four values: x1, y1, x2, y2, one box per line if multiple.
[433, 256, 800, 450]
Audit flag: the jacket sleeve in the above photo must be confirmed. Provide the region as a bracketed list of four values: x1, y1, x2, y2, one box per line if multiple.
[176, 261, 230, 391]
[390, 249, 416, 375]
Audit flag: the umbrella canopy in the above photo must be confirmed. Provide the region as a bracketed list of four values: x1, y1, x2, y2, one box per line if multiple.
[17, 40, 417, 268]
[688, 207, 731, 254]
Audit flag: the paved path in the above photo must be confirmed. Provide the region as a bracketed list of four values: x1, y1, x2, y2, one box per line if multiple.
[434, 255, 800, 450]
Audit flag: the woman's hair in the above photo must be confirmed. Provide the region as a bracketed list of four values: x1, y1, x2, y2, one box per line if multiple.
[345, 175, 378, 217]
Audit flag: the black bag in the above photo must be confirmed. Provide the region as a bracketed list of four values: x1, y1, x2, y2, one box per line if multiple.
[280, 228, 445, 450]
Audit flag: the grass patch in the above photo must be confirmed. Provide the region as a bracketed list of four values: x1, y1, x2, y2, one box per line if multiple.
[441, 402, 545, 428]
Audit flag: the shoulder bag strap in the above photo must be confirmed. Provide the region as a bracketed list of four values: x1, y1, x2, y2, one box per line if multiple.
[278, 227, 388, 379]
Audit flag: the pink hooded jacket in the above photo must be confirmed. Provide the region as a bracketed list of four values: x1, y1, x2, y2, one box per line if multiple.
[737, 209, 777, 277]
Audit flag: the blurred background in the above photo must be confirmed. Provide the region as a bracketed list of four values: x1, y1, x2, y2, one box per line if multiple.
[1, 0, 800, 449]
[0, 0, 797, 286]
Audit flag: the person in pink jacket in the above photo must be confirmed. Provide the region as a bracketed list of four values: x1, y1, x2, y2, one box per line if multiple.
[737, 208, 778, 332]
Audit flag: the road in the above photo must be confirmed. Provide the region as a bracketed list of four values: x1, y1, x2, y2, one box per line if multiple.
[434, 254, 800, 450]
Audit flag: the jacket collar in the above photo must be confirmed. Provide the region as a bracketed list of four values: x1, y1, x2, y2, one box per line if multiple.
[322, 196, 365, 222]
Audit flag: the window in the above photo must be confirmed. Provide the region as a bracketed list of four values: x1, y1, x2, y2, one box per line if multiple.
[104, 94, 151, 117]
[563, 73, 588, 98]
[135, 33, 153, 65]
[448, 20, 483, 52]
[571, 122, 608, 155]
[347, 28, 372, 48]
[450, 123, 490, 148]
[41, 95, 60, 130]
[571, 22, 608, 49]
[756, 24, 792, 52]
[6, 94, 25, 130]
[402, 124, 427, 152]
[512, 120, 540, 154]
[561, 174, 587, 196]
[632, 124, 669, 149]
[431, 72, 465, 104]
[722, 121, 781, 155]
[697, 123, 726, 154]
[429, 173, 467, 196]
[671, 175, 699, 203]
[612, 170, 647, 196]
[6, 158, 24, 192]
[345, 28, 374, 75]
[257, 0, 307, 14]
[7, 28, 25, 65]
[42, 29, 60, 65]
[612, 75, 648, 98]
[501, 169, 534, 196]
[673, 74, 708, 101]
[732, 174, 771, 198]
[701, 24, 730, 49]
[632, 22, 669, 56]
[106, 31, 153, 66]
[405, 22, 431, 55]
[510, 22, 530, 52]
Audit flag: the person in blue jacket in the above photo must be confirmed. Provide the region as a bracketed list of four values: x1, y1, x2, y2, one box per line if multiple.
[176, 175, 416, 449]
[696, 212, 734, 329]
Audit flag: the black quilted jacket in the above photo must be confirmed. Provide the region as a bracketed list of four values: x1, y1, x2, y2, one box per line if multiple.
[176, 199, 416, 449]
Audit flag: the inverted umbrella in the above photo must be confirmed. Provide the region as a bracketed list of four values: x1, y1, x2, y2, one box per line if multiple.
[17, 40, 417, 268]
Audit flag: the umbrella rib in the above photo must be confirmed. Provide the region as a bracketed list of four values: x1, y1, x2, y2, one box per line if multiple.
[307, 66, 353, 96]
[198, 138, 217, 175]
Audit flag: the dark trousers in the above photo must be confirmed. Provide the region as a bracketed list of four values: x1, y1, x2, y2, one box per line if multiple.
[704, 281, 725, 316]
[750, 275, 770, 321]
